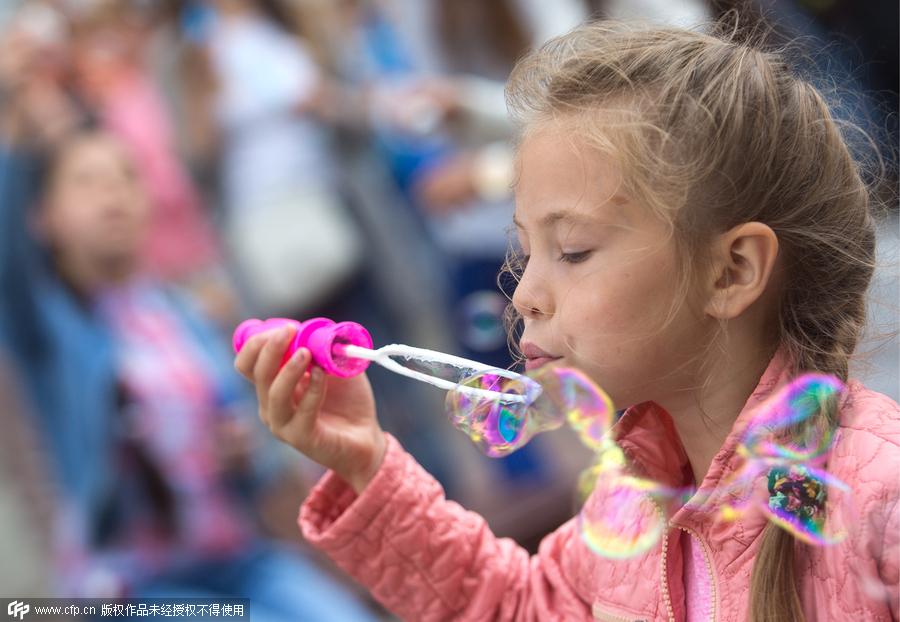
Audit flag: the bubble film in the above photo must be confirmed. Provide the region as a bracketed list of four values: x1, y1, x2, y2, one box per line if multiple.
[394, 354, 486, 386]
[445, 371, 548, 457]
[762, 464, 850, 546]
[740, 374, 844, 463]
[527, 367, 616, 452]
[447, 366, 671, 556]
[578, 463, 668, 559]
[695, 374, 850, 545]
[572, 438, 682, 558]
[536, 368, 674, 557]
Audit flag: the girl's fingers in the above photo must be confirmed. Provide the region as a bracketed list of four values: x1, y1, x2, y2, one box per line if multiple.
[293, 372, 312, 403]
[233, 333, 268, 379]
[268, 348, 312, 428]
[284, 367, 328, 441]
[252, 327, 295, 409]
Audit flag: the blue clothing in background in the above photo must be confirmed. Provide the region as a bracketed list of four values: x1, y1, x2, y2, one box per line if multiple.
[0, 144, 380, 619]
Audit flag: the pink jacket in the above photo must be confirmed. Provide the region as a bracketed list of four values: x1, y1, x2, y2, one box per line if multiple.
[300, 353, 900, 621]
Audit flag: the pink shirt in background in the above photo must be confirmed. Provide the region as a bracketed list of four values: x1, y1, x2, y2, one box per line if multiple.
[101, 71, 221, 281]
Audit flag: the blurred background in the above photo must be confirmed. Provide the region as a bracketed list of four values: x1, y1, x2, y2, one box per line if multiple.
[0, 0, 895, 618]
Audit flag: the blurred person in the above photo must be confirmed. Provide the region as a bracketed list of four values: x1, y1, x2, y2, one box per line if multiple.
[0, 1, 79, 148]
[405, 0, 712, 216]
[176, 0, 364, 317]
[62, 0, 238, 327]
[0, 48, 380, 616]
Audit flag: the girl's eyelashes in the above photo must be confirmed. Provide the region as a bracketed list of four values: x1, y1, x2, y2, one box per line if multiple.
[559, 250, 593, 264]
[517, 251, 592, 266]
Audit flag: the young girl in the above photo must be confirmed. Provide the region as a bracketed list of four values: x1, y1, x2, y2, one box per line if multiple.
[234, 22, 899, 621]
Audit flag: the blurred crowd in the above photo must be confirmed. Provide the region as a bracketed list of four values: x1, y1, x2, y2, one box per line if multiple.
[0, 0, 895, 616]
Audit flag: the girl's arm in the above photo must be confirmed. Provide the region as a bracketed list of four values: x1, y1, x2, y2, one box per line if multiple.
[300, 434, 592, 621]
[0, 141, 46, 358]
[234, 329, 592, 620]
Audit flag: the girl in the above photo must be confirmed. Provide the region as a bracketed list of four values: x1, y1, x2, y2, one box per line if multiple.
[234, 22, 900, 621]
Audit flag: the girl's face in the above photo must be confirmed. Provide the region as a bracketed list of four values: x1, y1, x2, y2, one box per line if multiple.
[512, 124, 716, 410]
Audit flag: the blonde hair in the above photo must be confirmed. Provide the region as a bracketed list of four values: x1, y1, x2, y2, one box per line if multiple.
[503, 20, 878, 621]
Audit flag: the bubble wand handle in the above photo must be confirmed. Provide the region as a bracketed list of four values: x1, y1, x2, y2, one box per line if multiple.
[233, 317, 373, 377]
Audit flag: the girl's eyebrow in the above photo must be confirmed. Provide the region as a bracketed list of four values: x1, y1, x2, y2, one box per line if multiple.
[512, 208, 611, 230]
[513, 194, 631, 231]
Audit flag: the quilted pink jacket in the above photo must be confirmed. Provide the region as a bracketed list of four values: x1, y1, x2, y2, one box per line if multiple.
[300, 353, 900, 621]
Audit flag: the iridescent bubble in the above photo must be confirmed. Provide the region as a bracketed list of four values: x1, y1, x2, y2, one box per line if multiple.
[579, 462, 668, 559]
[445, 370, 547, 457]
[740, 373, 844, 463]
[706, 374, 850, 546]
[445, 366, 616, 457]
[527, 367, 616, 452]
[572, 428, 679, 559]
[761, 464, 850, 546]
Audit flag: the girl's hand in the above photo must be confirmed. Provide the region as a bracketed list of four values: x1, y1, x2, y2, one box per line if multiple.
[234, 326, 387, 493]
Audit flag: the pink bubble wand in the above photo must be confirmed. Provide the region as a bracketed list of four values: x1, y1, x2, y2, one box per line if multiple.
[233, 317, 537, 404]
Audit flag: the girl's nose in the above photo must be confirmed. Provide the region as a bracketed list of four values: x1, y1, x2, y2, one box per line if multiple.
[512, 272, 552, 320]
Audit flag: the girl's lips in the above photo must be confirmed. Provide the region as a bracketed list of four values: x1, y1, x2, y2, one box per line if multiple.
[525, 356, 562, 371]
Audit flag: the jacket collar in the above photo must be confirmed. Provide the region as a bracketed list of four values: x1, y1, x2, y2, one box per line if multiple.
[612, 349, 794, 513]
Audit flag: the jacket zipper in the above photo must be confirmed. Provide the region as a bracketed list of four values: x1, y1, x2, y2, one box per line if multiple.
[660, 523, 718, 622]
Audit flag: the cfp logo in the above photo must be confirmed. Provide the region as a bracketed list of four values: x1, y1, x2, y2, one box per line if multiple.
[7, 601, 29, 620]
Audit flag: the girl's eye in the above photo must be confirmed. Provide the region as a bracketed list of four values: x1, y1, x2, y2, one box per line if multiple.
[560, 250, 592, 264]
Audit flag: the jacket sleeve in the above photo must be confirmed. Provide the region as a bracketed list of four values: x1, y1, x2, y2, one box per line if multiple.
[877, 495, 899, 620]
[299, 434, 593, 621]
[0, 143, 46, 358]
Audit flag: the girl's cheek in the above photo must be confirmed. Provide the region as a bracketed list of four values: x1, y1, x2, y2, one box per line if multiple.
[576, 286, 634, 331]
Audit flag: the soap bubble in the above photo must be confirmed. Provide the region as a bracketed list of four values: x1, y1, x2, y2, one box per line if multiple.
[695, 374, 850, 545]
[445, 370, 548, 457]
[578, 462, 668, 559]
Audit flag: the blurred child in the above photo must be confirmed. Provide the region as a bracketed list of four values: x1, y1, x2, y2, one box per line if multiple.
[183, 0, 363, 316]
[68, 1, 236, 325]
[0, 86, 379, 617]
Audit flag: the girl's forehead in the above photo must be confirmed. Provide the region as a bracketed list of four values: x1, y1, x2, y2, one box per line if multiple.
[513, 127, 632, 229]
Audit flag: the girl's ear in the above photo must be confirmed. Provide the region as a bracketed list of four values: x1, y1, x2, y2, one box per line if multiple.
[704, 222, 779, 320]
